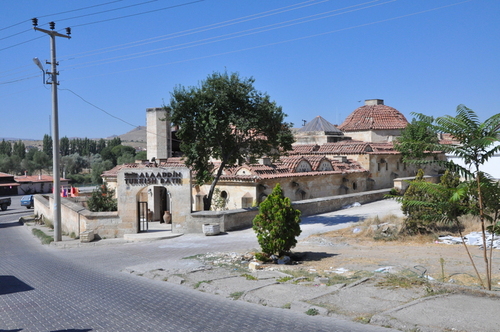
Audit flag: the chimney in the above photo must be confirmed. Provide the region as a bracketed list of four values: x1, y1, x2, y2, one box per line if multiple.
[365, 99, 384, 106]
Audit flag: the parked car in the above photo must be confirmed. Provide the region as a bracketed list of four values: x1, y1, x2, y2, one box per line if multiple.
[21, 195, 34, 209]
[0, 197, 11, 211]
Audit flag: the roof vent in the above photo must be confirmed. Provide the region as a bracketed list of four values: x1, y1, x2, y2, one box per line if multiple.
[365, 99, 384, 106]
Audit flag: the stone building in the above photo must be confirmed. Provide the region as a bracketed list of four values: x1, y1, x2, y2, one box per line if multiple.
[338, 99, 409, 143]
[96, 98, 443, 236]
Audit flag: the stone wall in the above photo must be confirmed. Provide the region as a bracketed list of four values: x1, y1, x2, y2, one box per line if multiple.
[186, 188, 391, 233]
[33, 194, 128, 239]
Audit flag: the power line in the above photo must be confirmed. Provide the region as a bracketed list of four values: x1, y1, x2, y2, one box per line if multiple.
[70, 0, 204, 28]
[61, 0, 330, 60]
[0, 0, 198, 53]
[60, 88, 168, 139]
[62, 0, 396, 70]
[0, 0, 124, 39]
[60, 0, 474, 82]
[56, 0, 160, 24]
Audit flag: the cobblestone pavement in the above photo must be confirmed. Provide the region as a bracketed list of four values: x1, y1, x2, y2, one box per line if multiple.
[0, 213, 397, 332]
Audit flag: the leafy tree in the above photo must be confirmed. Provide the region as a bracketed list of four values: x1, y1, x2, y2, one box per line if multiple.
[394, 116, 439, 162]
[90, 158, 113, 184]
[169, 71, 295, 210]
[61, 153, 89, 175]
[32, 150, 51, 174]
[252, 183, 301, 257]
[400, 105, 500, 290]
[96, 138, 107, 153]
[87, 185, 117, 212]
[107, 137, 122, 149]
[12, 140, 25, 160]
[42, 134, 52, 157]
[60, 136, 70, 156]
[0, 139, 11, 156]
[136, 150, 147, 160]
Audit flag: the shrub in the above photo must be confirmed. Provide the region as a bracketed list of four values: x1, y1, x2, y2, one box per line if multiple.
[252, 183, 301, 257]
[87, 185, 117, 212]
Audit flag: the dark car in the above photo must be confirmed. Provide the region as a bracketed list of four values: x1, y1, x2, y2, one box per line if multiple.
[0, 197, 11, 211]
[20, 195, 34, 209]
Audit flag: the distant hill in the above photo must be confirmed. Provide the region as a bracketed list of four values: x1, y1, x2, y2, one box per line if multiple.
[1, 126, 147, 145]
[113, 126, 146, 142]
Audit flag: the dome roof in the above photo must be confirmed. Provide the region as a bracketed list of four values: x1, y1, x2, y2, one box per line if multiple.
[298, 115, 342, 134]
[338, 99, 408, 132]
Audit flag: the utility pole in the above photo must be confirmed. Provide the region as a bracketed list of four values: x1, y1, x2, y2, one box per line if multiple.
[33, 18, 71, 242]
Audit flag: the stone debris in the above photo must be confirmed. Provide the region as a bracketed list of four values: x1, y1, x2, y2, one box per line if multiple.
[437, 232, 500, 249]
[342, 202, 361, 209]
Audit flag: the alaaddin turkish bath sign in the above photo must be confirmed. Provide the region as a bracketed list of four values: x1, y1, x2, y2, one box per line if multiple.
[124, 171, 183, 186]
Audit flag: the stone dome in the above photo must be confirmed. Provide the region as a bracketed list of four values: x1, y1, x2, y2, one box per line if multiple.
[338, 99, 408, 132]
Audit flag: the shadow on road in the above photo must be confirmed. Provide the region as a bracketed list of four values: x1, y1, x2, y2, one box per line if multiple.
[0, 221, 22, 229]
[301, 214, 366, 226]
[0, 276, 34, 295]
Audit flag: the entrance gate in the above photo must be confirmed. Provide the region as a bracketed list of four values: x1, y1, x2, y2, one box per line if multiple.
[137, 201, 148, 232]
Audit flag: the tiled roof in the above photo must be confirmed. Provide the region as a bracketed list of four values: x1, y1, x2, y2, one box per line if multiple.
[338, 104, 408, 131]
[14, 175, 67, 183]
[317, 141, 372, 154]
[439, 133, 460, 145]
[290, 144, 320, 154]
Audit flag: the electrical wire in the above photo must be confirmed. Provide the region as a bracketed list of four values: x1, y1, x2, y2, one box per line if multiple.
[70, 0, 204, 28]
[0, 0, 197, 53]
[61, 0, 332, 60]
[62, 0, 395, 70]
[61, 0, 472, 78]
[59, 87, 168, 140]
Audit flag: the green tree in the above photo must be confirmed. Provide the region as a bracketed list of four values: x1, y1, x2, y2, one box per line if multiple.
[252, 183, 301, 257]
[90, 157, 113, 184]
[135, 150, 147, 160]
[169, 71, 295, 210]
[107, 137, 122, 149]
[0, 139, 11, 156]
[60, 136, 70, 156]
[394, 116, 439, 162]
[42, 134, 52, 157]
[401, 105, 500, 290]
[12, 140, 25, 160]
[32, 150, 51, 174]
[87, 185, 117, 212]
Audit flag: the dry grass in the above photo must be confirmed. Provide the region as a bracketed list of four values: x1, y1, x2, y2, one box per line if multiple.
[316, 214, 485, 244]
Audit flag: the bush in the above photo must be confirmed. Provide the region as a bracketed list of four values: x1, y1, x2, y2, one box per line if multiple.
[252, 183, 301, 257]
[87, 185, 117, 212]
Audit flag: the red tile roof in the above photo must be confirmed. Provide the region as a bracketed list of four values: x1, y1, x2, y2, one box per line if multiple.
[15, 175, 67, 183]
[338, 104, 408, 131]
[317, 141, 372, 154]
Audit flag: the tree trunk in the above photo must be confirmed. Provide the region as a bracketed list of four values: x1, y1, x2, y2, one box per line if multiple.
[203, 161, 226, 211]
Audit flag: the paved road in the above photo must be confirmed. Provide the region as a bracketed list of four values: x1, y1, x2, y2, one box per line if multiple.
[0, 198, 399, 332]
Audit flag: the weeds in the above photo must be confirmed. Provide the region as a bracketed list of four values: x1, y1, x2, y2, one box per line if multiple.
[353, 316, 372, 324]
[376, 273, 428, 289]
[241, 273, 257, 280]
[229, 291, 244, 300]
[277, 276, 293, 283]
[305, 308, 319, 316]
[32, 228, 54, 245]
[194, 280, 211, 289]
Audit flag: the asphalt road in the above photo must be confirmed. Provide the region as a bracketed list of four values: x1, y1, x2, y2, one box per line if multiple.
[0, 195, 398, 332]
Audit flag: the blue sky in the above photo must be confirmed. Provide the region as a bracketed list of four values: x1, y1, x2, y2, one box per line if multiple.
[0, 0, 498, 140]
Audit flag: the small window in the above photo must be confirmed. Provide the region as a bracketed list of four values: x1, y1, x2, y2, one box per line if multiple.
[352, 182, 357, 190]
